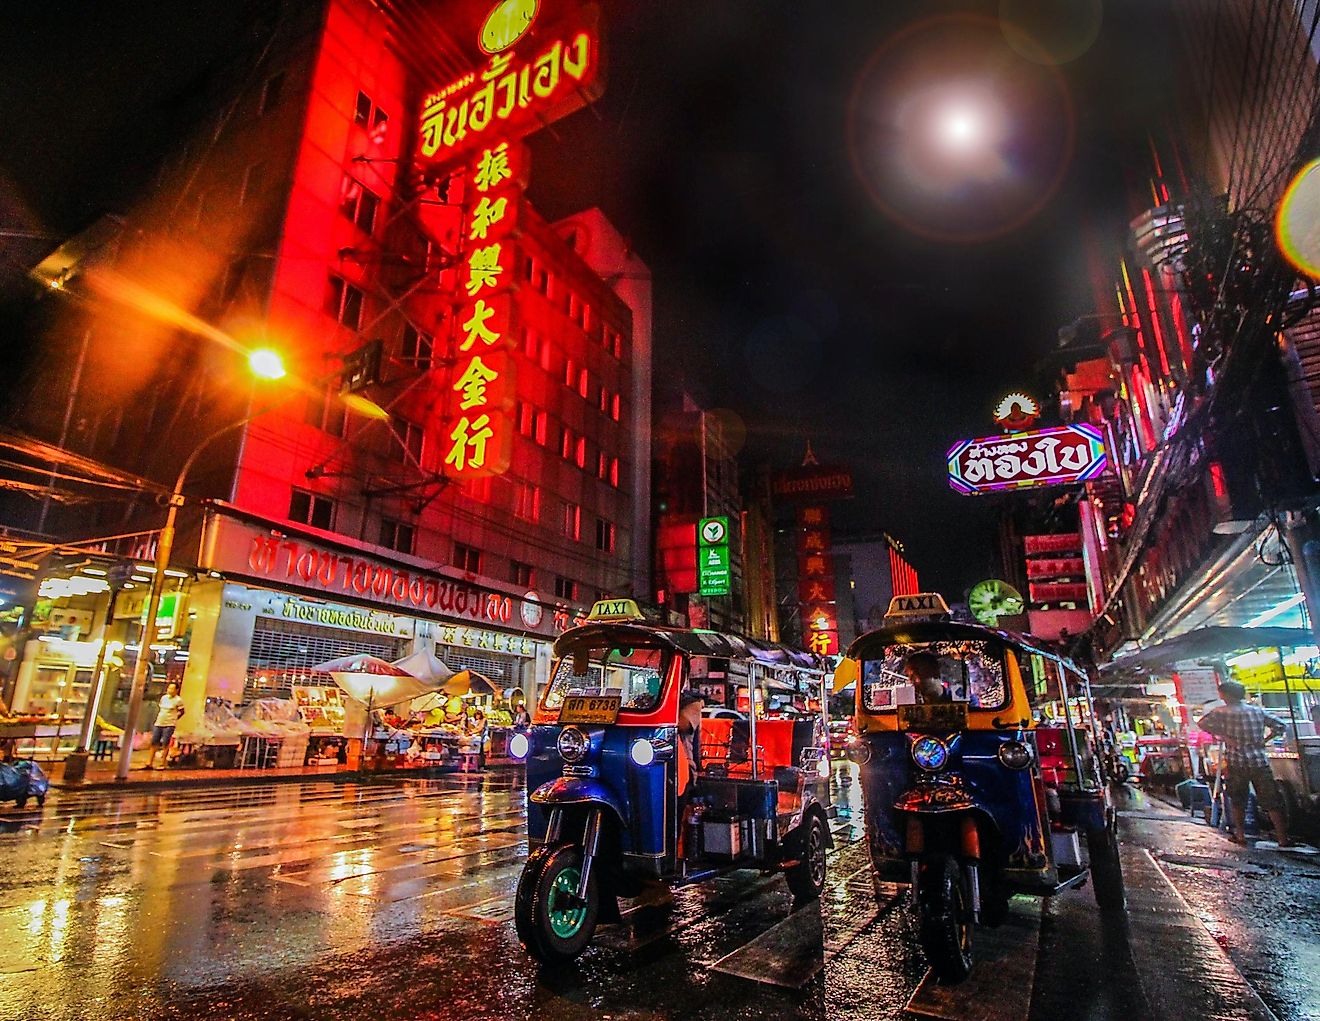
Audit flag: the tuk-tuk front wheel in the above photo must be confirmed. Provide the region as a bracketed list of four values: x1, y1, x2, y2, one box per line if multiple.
[785, 813, 828, 902]
[917, 853, 974, 984]
[1086, 824, 1126, 911]
[514, 843, 599, 963]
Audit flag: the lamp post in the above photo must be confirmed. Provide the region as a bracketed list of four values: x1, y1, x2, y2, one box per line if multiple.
[115, 348, 287, 781]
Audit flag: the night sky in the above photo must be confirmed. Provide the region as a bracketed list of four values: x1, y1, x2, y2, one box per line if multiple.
[0, 1, 1175, 599]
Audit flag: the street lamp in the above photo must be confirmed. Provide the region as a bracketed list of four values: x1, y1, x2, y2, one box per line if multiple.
[114, 346, 284, 781]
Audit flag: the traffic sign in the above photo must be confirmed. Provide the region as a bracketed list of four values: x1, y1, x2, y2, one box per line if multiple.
[698, 517, 729, 546]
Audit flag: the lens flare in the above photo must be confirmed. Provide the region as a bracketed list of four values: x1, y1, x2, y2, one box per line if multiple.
[247, 348, 286, 380]
[1277, 157, 1320, 279]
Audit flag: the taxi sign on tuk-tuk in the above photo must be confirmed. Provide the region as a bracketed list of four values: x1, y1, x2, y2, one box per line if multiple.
[883, 592, 951, 622]
[587, 598, 644, 622]
[559, 694, 622, 724]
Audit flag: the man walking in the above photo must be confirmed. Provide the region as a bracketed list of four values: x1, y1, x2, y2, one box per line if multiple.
[1197, 680, 1294, 848]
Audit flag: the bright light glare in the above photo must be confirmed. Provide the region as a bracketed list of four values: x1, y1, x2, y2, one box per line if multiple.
[341, 392, 392, 420]
[247, 348, 286, 380]
[939, 108, 980, 148]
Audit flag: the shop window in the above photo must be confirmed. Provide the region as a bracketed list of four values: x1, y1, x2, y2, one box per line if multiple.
[453, 542, 482, 574]
[562, 502, 581, 540]
[511, 560, 535, 588]
[595, 518, 615, 553]
[514, 481, 541, 522]
[391, 416, 424, 463]
[341, 177, 380, 235]
[401, 323, 433, 369]
[379, 518, 415, 554]
[327, 275, 364, 330]
[240, 162, 266, 206]
[259, 71, 286, 116]
[554, 576, 577, 601]
[289, 489, 334, 530]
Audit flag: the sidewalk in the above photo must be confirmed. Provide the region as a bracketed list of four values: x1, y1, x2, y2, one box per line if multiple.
[1116, 786, 1320, 1021]
[45, 757, 503, 792]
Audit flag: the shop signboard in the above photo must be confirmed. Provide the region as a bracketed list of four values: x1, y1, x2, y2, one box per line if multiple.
[418, 2, 604, 170]
[436, 622, 537, 657]
[697, 516, 731, 597]
[771, 464, 855, 502]
[947, 424, 1108, 495]
[201, 512, 569, 638]
[247, 591, 416, 639]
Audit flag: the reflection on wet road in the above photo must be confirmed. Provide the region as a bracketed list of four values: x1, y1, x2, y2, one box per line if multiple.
[2, 769, 1312, 1021]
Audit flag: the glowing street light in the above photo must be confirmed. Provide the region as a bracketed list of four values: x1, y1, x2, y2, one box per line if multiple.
[247, 347, 287, 380]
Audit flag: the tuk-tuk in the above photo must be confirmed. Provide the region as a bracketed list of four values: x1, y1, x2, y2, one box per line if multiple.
[511, 599, 833, 963]
[840, 593, 1124, 983]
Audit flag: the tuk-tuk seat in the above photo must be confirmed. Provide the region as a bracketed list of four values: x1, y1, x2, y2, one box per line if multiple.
[1035, 727, 1079, 786]
[700, 718, 799, 778]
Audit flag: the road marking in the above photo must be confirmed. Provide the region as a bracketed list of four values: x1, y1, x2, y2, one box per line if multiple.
[443, 893, 517, 924]
[904, 896, 1041, 1021]
[709, 905, 826, 988]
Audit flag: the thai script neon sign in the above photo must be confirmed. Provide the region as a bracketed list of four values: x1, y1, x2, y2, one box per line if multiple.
[947, 424, 1108, 495]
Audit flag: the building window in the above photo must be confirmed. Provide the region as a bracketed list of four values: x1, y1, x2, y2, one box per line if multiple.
[554, 576, 577, 601]
[392, 416, 424, 463]
[598, 386, 610, 414]
[595, 518, 616, 553]
[259, 72, 286, 116]
[379, 518, 415, 554]
[563, 358, 576, 388]
[511, 560, 535, 588]
[453, 542, 482, 574]
[401, 324, 433, 369]
[596, 451, 609, 480]
[327, 275, 364, 330]
[611, 392, 622, 422]
[522, 327, 539, 360]
[304, 386, 347, 436]
[577, 368, 590, 400]
[575, 436, 587, 469]
[562, 502, 581, 540]
[514, 481, 541, 522]
[540, 341, 553, 372]
[560, 426, 574, 460]
[609, 457, 621, 487]
[289, 489, 334, 530]
[354, 90, 374, 126]
[240, 162, 266, 205]
[341, 177, 380, 234]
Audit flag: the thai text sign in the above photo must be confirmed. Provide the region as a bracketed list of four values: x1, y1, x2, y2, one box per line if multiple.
[201, 513, 566, 637]
[771, 465, 855, 502]
[419, 10, 603, 168]
[947, 424, 1107, 495]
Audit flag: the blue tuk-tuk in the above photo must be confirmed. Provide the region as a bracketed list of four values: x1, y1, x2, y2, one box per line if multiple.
[840, 594, 1124, 982]
[511, 599, 833, 962]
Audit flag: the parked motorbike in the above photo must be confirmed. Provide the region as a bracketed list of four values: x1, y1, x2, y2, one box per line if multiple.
[0, 760, 49, 809]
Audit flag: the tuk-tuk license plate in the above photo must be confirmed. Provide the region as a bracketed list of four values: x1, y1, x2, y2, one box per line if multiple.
[559, 694, 622, 725]
[898, 702, 969, 732]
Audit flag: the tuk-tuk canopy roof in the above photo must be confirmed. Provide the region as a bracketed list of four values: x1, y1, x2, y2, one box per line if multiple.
[553, 621, 823, 671]
[845, 619, 1083, 677]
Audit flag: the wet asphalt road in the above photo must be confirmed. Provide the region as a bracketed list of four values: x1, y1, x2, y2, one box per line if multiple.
[3, 767, 1317, 1021]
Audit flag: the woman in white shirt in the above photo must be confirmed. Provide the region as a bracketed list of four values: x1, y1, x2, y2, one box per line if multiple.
[149, 682, 185, 770]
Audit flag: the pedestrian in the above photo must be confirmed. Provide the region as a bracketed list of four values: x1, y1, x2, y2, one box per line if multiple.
[512, 702, 531, 731]
[676, 689, 706, 860]
[148, 682, 185, 770]
[1196, 680, 1294, 847]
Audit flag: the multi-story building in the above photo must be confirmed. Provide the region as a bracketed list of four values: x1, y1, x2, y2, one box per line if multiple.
[1058, 1, 1320, 663]
[8, 0, 650, 736]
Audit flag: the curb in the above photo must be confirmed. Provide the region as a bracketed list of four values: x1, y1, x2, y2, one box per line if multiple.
[52, 763, 524, 793]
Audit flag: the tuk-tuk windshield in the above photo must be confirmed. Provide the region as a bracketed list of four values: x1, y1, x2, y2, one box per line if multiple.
[861, 640, 1007, 712]
[542, 645, 671, 713]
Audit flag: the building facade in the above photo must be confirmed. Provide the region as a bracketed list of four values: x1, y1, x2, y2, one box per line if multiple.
[9, 0, 651, 734]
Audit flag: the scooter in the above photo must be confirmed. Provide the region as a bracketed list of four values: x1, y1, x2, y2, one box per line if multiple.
[0, 760, 49, 809]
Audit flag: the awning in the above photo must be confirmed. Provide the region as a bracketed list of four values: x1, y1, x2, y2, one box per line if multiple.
[1102, 625, 1315, 675]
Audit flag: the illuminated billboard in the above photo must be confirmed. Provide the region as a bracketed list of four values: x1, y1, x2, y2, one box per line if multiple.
[947, 423, 1108, 495]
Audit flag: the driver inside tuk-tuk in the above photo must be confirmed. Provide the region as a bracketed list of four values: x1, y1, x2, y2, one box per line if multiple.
[905, 652, 951, 704]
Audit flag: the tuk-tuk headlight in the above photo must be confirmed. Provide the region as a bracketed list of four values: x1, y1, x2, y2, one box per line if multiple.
[557, 727, 589, 763]
[509, 732, 530, 760]
[629, 738, 656, 766]
[997, 740, 1032, 770]
[911, 735, 949, 772]
[846, 737, 871, 764]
